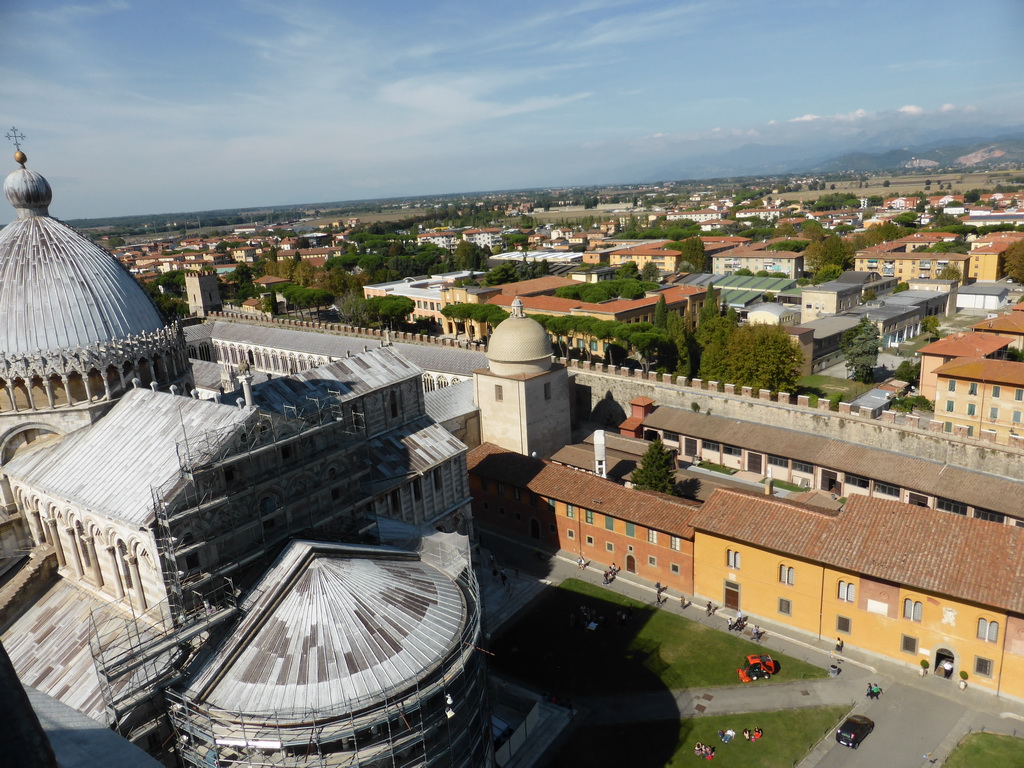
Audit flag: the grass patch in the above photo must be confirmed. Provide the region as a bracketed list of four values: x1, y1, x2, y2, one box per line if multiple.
[796, 374, 873, 401]
[945, 732, 1024, 768]
[490, 579, 825, 696]
[698, 461, 737, 475]
[761, 478, 805, 492]
[550, 706, 849, 768]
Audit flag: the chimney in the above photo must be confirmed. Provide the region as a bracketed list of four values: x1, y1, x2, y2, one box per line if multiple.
[594, 430, 607, 479]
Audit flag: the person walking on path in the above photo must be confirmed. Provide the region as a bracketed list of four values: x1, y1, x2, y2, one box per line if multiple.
[835, 637, 845, 654]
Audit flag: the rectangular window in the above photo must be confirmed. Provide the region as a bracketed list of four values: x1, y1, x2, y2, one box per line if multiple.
[727, 549, 741, 569]
[1016, 389, 1024, 401]
[845, 474, 870, 489]
[836, 616, 852, 634]
[497, 482, 504, 496]
[586, 535, 594, 545]
[702, 440, 721, 452]
[671, 563, 680, 574]
[566, 504, 575, 519]
[647, 529, 657, 544]
[606, 542, 614, 552]
[937, 498, 967, 516]
[992, 385, 1001, 398]
[967, 403, 976, 417]
[530, 493, 538, 507]
[585, 509, 594, 524]
[547, 497, 556, 512]
[945, 400, 954, 413]
[494, 385, 503, 402]
[901, 635, 918, 654]
[605, 516, 615, 531]
[434, 469, 442, 490]
[625, 522, 635, 537]
[723, 444, 742, 457]
[648, 555, 657, 566]
[1014, 411, 1022, 424]
[907, 493, 929, 507]
[670, 536, 681, 551]
[662, 431, 678, 444]
[948, 380, 956, 392]
[793, 461, 813, 474]
[413, 478, 422, 500]
[975, 509, 1005, 524]
[778, 598, 792, 616]
[513, 487, 521, 501]
[990, 407, 999, 420]
[874, 481, 899, 497]
[969, 382, 978, 396]
[567, 529, 575, 540]
[768, 455, 789, 468]
[684, 437, 698, 455]
[974, 657, 994, 678]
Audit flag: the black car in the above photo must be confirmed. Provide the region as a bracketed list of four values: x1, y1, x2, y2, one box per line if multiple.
[836, 715, 874, 748]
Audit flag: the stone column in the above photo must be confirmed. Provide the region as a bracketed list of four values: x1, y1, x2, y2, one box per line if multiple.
[117, 366, 126, 390]
[106, 546, 125, 598]
[24, 380, 37, 411]
[85, 536, 103, 587]
[60, 375, 74, 407]
[6, 384, 19, 412]
[44, 378, 55, 408]
[47, 519, 66, 568]
[128, 558, 147, 610]
[66, 527, 84, 578]
[82, 373, 94, 403]
[103, 375, 112, 400]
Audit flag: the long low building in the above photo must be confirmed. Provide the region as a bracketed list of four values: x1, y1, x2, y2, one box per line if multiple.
[640, 405, 1024, 525]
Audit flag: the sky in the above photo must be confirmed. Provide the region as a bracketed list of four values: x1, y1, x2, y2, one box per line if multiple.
[2, 0, 1024, 222]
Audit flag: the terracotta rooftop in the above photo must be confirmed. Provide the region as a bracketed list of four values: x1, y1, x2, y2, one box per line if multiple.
[695, 488, 1024, 614]
[933, 357, 1024, 387]
[972, 313, 1024, 334]
[467, 443, 701, 537]
[497, 276, 577, 296]
[919, 332, 1011, 358]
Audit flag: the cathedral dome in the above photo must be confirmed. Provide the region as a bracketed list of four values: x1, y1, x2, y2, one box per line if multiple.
[0, 152, 167, 358]
[486, 297, 553, 376]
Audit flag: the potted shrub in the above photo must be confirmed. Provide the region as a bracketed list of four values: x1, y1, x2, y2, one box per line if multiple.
[920, 659, 929, 676]
[959, 671, 968, 690]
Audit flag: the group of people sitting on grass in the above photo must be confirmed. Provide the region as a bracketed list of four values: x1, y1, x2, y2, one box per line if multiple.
[695, 728, 763, 759]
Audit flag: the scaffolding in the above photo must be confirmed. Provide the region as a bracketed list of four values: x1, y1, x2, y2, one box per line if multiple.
[165, 535, 494, 768]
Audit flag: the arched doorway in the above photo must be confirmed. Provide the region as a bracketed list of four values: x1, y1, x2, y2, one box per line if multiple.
[625, 555, 636, 573]
[935, 648, 956, 679]
[529, 519, 540, 540]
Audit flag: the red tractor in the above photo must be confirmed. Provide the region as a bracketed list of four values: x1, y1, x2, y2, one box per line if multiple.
[738, 654, 780, 682]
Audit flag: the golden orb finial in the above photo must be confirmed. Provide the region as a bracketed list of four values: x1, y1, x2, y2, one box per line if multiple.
[14, 150, 26, 167]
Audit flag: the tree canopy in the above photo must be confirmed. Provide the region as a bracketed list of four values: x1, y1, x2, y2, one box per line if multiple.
[722, 324, 804, 394]
[366, 295, 415, 327]
[1004, 241, 1024, 284]
[841, 318, 880, 384]
[631, 438, 676, 494]
[665, 237, 706, 273]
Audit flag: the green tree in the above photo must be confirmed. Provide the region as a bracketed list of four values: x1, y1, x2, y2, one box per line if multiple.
[631, 438, 675, 494]
[484, 261, 520, 286]
[666, 237, 706, 273]
[1003, 241, 1024, 283]
[937, 264, 962, 282]
[615, 261, 640, 279]
[804, 235, 852, 274]
[921, 315, 941, 340]
[893, 360, 921, 386]
[366, 295, 415, 328]
[723, 324, 803, 393]
[841, 318, 881, 383]
[653, 295, 668, 330]
[640, 261, 661, 282]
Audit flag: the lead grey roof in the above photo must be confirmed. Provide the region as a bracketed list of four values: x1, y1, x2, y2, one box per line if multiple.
[368, 418, 467, 486]
[251, 346, 422, 414]
[194, 320, 488, 376]
[3, 388, 253, 527]
[185, 541, 466, 718]
[424, 380, 477, 423]
[0, 163, 166, 357]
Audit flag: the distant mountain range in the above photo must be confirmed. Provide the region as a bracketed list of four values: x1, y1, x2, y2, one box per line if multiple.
[645, 131, 1024, 181]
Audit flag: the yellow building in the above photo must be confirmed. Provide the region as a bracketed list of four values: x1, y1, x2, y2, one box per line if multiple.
[968, 232, 1024, 282]
[853, 250, 971, 282]
[693, 489, 1024, 701]
[933, 357, 1024, 442]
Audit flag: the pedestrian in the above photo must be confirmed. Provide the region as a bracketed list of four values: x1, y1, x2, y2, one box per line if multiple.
[680, 595, 689, 609]
[706, 601, 714, 616]
[835, 637, 844, 654]
[752, 625, 763, 642]
[727, 617, 735, 631]
[500, 569, 507, 586]
[492, 567, 498, 582]
[942, 658, 954, 678]
[871, 683, 882, 699]
[577, 556, 585, 569]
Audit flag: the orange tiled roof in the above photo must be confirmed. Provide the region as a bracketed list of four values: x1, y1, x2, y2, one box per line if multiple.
[933, 357, 1024, 387]
[695, 488, 1024, 614]
[972, 313, 1024, 334]
[467, 443, 701, 536]
[919, 332, 1011, 358]
[496, 276, 577, 296]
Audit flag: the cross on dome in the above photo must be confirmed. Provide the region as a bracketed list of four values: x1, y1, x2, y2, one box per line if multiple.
[5, 126, 26, 167]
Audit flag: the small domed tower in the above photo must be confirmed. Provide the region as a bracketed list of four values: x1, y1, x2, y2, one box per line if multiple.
[473, 297, 571, 458]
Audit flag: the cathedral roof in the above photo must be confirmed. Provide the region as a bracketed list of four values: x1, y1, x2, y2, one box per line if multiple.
[0, 152, 166, 358]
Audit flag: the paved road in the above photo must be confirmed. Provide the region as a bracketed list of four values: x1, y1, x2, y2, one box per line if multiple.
[478, 532, 1024, 767]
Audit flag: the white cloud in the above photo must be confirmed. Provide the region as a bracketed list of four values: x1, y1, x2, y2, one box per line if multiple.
[941, 103, 956, 112]
[789, 114, 821, 123]
[898, 105, 924, 115]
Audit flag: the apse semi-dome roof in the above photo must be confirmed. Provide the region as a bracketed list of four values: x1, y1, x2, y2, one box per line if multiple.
[0, 153, 166, 357]
[486, 297, 553, 376]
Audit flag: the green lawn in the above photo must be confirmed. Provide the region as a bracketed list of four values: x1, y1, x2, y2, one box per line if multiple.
[796, 374, 874, 401]
[490, 579, 826, 695]
[945, 732, 1024, 768]
[550, 706, 849, 768]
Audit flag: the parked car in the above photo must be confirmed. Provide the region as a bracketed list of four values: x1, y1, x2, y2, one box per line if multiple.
[836, 714, 874, 748]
